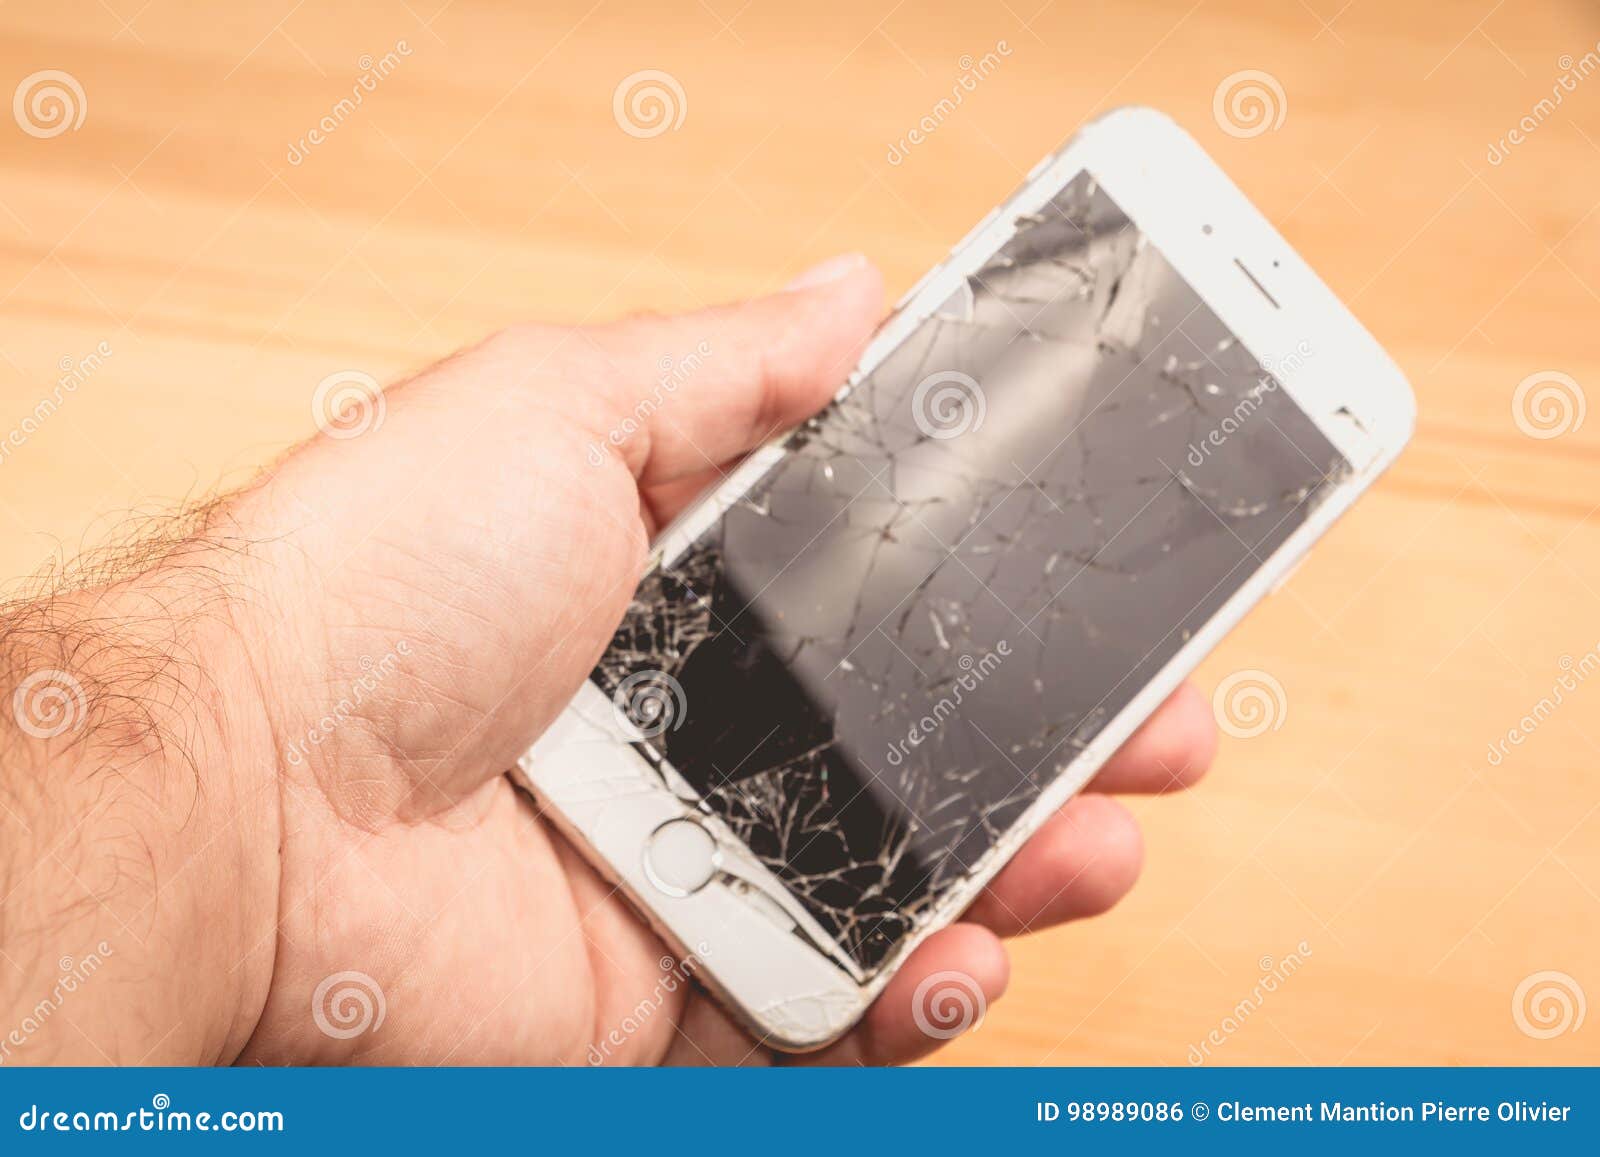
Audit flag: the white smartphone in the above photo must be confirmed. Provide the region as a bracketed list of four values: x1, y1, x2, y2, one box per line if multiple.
[515, 107, 1415, 1051]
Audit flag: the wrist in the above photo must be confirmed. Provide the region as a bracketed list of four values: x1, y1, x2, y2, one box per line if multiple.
[0, 538, 282, 1063]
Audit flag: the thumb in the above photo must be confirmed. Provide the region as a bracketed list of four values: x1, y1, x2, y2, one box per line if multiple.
[583, 254, 884, 486]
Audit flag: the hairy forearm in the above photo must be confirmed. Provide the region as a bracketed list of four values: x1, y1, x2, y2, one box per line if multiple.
[0, 521, 281, 1064]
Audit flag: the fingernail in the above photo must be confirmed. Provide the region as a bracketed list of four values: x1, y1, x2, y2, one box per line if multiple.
[783, 252, 868, 291]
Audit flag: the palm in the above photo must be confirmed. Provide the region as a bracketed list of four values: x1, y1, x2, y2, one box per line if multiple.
[238, 773, 691, 1065]
[226, 264, 1213, 1066]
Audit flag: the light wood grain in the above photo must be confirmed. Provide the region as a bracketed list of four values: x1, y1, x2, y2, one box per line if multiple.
[2, 0, 1598, 1065]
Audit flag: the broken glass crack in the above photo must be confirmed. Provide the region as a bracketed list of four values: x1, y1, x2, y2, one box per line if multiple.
[592, 171, 1350, 975]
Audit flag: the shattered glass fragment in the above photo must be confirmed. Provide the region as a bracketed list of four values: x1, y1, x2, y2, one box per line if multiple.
[592, 172, 1350, 974]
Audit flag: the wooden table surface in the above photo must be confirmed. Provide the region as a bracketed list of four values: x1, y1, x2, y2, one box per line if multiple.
[2, 0, 1598, 1065]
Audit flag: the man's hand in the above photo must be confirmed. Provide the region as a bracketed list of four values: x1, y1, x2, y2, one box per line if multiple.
[0, 254, 1215, 1065]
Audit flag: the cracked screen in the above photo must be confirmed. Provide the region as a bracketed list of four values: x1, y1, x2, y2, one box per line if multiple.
[596, 171, 1349, 975]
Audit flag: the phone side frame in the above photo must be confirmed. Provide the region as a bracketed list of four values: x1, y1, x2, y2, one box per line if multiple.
[515, 106, 1416, 1053]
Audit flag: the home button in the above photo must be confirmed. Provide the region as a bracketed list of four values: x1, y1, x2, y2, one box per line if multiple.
[642, 817, 718, 898]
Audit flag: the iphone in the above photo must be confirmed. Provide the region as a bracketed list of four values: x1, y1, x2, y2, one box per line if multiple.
[515, 107, 1415, 1050]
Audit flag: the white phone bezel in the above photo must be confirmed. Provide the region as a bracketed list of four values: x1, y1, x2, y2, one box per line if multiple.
[515, 106, 1416, 1052]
